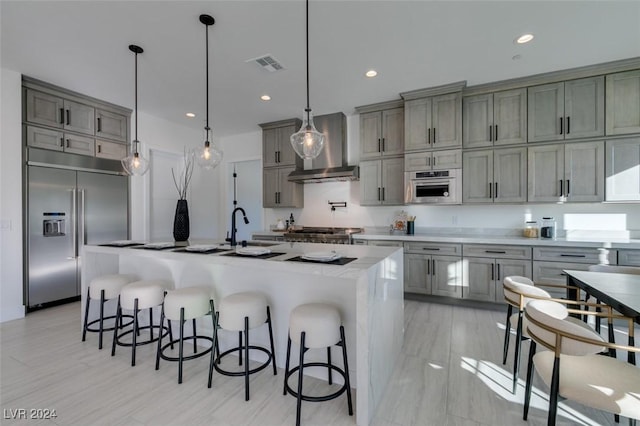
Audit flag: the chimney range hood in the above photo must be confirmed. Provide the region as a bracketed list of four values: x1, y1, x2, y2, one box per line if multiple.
[287, 112, 359, 183]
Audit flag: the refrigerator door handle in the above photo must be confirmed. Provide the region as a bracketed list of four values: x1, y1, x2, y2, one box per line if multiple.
[79, 189, 86, 250]
[69, 188, 78, 259]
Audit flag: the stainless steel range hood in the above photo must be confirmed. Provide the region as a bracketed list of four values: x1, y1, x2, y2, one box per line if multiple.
[287, 112, 359, 183]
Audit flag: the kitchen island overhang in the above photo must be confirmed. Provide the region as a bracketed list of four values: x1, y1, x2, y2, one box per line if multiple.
[81, 242, 404, 426]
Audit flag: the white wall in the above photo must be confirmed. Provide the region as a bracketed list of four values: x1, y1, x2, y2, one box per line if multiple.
[0, 68, 25, 322]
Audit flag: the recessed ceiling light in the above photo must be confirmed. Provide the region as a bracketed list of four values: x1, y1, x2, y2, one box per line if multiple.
[515, 34, 534, 44]
[186, 112, 196, 118]
[260, 95, 271, 101]
[365, 70, 378, 78]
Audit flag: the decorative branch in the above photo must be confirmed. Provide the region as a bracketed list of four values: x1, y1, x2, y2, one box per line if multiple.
[172, 148, 195, 200]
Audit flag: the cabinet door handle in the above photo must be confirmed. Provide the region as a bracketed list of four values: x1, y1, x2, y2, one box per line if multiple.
[378, 138, 381, 153]
[491, 264, 494, 281]
[489, 182, 492, 198]
[566, 179, 570, 196]
[382, 138, 385, 152]
[485, 250, 506, 254]
[422, 247, 441, 251]
[489, 125, 492, 142]
[382, 187, 385, 201]
[66, 138, 70, 148]
[433, 157, 436, 166]
[566, 116, 570, 134]
[560, 254, 586, 258]
[427, 157, 431, 166]
[495, 124, 498, 141]
[378, 187, 381, 201]
[426, 258, 430, 275]
[60, 137, 64, 147]
[97, 144, 102, 154]
[97, 117, 101, 132]
[427, 128, 431, 144]
[433, 128, 436, 144]
[494, 182, 498, 198]
[66, 109, 70, 125]
[497, 264, 500, 281]
[559, 117, 563, 135]
[59, 108, 65, 124]
[559, 180, 564, 196]
[432, 259, 435, 276]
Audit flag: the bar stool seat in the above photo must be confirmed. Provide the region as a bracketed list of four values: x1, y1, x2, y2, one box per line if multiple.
[209, 291, 277, 401]
[82, 274, 136, 349]
[156, 287, 216, 384]
[111, 279, 173, 366]
[284, 303, 353, 426]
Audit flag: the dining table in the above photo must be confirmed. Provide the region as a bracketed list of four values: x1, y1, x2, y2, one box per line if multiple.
[564, 269, 640, 364]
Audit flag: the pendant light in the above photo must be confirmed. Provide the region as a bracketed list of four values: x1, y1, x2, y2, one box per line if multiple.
[121, 45, 150, 176]
[196, 14, 223, 170]
[290, 0, 325, 160]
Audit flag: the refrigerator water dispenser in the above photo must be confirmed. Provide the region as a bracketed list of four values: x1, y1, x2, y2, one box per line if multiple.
[43, 214, 65, 237]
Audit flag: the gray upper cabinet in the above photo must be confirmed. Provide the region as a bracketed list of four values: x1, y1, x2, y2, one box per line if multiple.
[404, 149, 462, 171]
[96, 139, 127, 161]
[26, 90, 96, 136]
[405, 92, 461, 151]
[605, 137, 640, 201]
[463, 88, 527, 148]
[261, 121, 300, 168]
[96, 109, 128, 142]
[462, 147, 526, 203]
[528, 141, 604, 202]
[360, 158, 404, 205]
[26, 125, 95, 156]
[606, 70, 640, 136]
[528, 76, 604, 143]
[263, 166, 303, 208]
[360, 108, 404, 159]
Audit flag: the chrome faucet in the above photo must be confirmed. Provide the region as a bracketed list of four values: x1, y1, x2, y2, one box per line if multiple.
[230, 207, 249, 246]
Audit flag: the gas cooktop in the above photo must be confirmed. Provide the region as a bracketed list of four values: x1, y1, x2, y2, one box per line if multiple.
[283, 227, 363, 244]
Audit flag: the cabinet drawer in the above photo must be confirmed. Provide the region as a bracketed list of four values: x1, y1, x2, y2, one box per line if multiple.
[404, 152, 431, 171]
[533, 246, 616, 264]
[26, 125, 63, 151]
[618, 249, 640, 266]
[404, 242, 461, 256]
[463, 244, 531, 260]
[368, 240, 404, 247]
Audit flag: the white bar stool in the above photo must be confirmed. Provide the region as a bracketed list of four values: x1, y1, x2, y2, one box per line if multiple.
[283, 303, 353, 426]
[82, 274, 137, 349]
[208, 291, 277, 401]
[156, 287, 217, 384]
[111, 279, 173, 366]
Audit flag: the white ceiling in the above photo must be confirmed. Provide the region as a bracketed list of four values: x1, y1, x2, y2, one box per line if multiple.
[2, 1, 640, 140]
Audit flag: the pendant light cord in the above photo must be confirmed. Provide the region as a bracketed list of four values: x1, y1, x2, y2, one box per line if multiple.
[305, 0, 311, 121]
[134, 49, 139, 147]
[205, 22, 210, 135]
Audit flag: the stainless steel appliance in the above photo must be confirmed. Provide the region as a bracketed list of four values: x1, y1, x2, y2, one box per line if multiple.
[283, 227, 363, 244]
[405, 169, 461, 204]
[26, 164, 128, 309]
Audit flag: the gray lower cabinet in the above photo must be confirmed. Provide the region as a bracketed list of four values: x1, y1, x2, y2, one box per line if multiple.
[606, 70, 640, 136]
[360, 158, 404, 205]
[618, 250, 640, 266]
[527, 76, 604, 143]
[96, 139, 127, 160]
[96, 109, 128, 142]
[528, 141, 604, 202]
[462, 244, 532, 302]
[532, 246, 617, 298]
[404, 242, 462, 297]
[26, 125, 95, 156]
[605, 138, 640, 201]
[462, 147, 526, 203]
[463, 88, 527, 148]
[263, 166, 303, 208]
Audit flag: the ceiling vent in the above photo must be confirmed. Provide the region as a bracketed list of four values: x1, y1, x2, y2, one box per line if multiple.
[247, 54, 285, 72]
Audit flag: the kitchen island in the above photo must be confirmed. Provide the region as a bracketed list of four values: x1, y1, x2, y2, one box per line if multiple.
[81, 242, 404, 426]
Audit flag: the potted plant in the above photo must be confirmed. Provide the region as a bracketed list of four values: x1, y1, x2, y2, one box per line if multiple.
[172, 149, 195, 242]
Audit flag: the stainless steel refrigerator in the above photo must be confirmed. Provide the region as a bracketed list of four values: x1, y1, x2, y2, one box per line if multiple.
[27, 165, 128, 309]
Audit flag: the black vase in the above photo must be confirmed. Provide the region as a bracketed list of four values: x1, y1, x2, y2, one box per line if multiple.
[173, 199, 190, 242]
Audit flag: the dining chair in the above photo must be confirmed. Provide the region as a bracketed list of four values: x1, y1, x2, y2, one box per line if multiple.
[523, 299, 640, 426]
[502, 276, 589, 394]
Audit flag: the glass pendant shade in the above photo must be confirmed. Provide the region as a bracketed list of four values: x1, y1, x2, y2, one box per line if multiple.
[196, 128, 223, 170]
[290, 109, 325, 160]
[121, 142, 149, 176]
